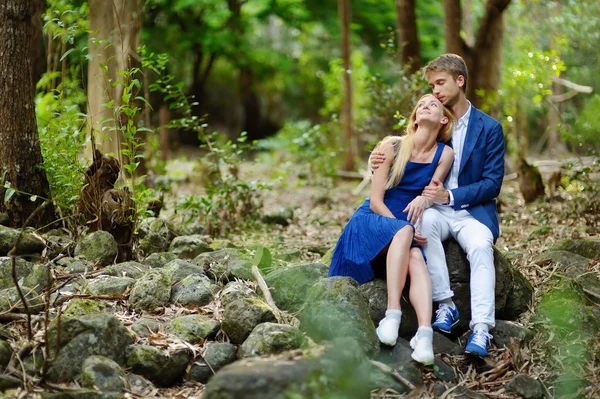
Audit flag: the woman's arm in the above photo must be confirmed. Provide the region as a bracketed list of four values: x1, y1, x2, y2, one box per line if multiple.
[369, 142, 396, 218]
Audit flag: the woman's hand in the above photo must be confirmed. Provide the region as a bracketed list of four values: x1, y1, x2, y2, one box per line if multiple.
[403, 196, 432, 225]
[369, 142, 386, 170]
[414, 230, 427, 245]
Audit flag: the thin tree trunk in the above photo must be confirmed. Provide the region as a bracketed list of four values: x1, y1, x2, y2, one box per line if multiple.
[444, 0, 465, 55]
[395, 0, 421, 73]
[0, 0, 55, 228]
[339, 0, 355, 171]
[463, 0, 475, 46]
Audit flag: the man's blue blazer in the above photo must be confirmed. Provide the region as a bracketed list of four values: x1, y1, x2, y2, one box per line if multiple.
[448, 107, 505, 243]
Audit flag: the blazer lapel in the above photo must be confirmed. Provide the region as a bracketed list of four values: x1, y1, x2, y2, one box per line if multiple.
[459, 108, 484, 175]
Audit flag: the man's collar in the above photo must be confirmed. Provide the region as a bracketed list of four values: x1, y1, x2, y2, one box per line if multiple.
[456, 101, 472, 128]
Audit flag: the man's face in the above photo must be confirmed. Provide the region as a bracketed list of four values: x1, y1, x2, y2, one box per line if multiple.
[426, 70, 463, 108]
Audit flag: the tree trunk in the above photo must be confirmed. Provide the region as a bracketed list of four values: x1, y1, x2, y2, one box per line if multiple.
[0, 0, 55, 228]
[444, 0, 511, 110]
[86, 0, 141, 163]
[463, 0, 475, 47]
[339, 0, 355, 171]
[395, 0, 421, 73]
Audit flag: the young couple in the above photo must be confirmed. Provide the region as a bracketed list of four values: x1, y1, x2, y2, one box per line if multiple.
[328, 54, 505, 365]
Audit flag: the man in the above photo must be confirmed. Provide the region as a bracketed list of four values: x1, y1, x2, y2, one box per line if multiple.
[371, 53, 505, 356]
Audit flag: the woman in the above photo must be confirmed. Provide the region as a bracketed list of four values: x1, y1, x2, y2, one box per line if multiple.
[328, 94, 454, 365]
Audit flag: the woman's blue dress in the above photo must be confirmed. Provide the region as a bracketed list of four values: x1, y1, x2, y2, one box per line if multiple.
[328, 143, 446, 285]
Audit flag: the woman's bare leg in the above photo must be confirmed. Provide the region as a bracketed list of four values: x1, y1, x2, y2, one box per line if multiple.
[408, 247, 433, 327]
[385, 225, 414, 310]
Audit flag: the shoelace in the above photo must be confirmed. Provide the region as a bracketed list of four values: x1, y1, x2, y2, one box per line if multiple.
[435, 305, 452, 323]
[470, 330, 492, 347]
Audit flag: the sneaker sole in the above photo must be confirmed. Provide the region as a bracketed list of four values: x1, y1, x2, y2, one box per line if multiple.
[465, 349, 486, 357]
[432, 320, 460, 334]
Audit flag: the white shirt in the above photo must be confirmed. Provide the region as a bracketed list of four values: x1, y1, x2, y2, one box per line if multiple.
[446, 102, 472, 205]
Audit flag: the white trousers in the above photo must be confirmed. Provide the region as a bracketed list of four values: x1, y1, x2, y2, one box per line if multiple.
[420, 206, 495, 329]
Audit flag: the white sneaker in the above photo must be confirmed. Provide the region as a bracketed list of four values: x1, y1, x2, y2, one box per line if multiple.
[410, 334, 434, 365]
[376, 316, 400, 346]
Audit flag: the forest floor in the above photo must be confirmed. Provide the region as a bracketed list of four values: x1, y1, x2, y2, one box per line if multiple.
[157, 149, 599, 398]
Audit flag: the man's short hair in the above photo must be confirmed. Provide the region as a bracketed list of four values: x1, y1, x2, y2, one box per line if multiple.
[423, 54, 468, 92]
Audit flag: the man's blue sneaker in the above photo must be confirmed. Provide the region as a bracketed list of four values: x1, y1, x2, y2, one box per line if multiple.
[465, 330, 493, 357]
[432, 304, 460, 333]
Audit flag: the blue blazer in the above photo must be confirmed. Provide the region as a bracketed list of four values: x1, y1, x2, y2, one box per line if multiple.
[449, 107, 505, 243]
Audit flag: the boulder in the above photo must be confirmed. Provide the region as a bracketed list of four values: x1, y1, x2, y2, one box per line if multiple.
[221, 298, 277, 344]
[166, 315, 220, 344]
[86, 276, 135, 297]
[143, 252, 177, 268]
[63, 299, 109, 317]
[170, 274, 213, 307]
[163, 259, 206, 282]
[0, 286, 45, 313]
[492, 320, 534, 348]
[237, 322, 307, 359]
[0, 257, 52, 293]
[550, 238, 600, 259]
[129, 270, 171, 312]
[81, 355, 127, 392]
[169, 235, 212, 259]
[131, 316, 162, 338]
[137, 217, 176, 255]
[46, 313, 133, 382]
[506, 374, 544, 399]
[220, 281, 258, 308]
[298, 277, 379, 356]
[194, 249, 253, 282]
[187, 342, 237, 384]
[126, 345, 191, 387]
[264, 263, 328, 312]
[0, 340, 12, 369]
[101, 261, 149, 279]
[74, 231, 118, 266]
[0, 225, 45, 257]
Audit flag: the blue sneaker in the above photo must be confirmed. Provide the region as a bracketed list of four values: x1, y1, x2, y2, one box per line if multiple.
[432, 304, 460, 333]
[465, 330, 493, 357]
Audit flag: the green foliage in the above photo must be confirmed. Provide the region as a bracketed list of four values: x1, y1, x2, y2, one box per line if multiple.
[572, 94, 600, 146]
[142, 49, 271, 235]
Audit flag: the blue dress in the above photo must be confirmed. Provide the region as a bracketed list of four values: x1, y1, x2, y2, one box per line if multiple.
[328, 143, 446, 284]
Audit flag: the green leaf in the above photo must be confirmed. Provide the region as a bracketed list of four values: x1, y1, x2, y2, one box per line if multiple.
[252, 246, 272, 273]
[4, 188, 15, 203]
[30, 195, 38, 202]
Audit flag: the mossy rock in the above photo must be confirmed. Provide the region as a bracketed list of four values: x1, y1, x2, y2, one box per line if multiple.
[194, 249, 253, 282]
[264, 263, 328, 312]
[81, 355, 127, 392]
[169, 235, 213, 259]
[0, 225, 45, 256]
[129, 270, 172, 312]
[551, 239, 600, 259]
[74, 231, 118, 266]
[320, 247, 335, 267]
[143, 252, 178, 268]
[221, 297, 277, 344]
[101, 262, 149, 279]
[63, 299, 109, 317]
[0, 257, 52, 293]
[237, 322, 307, 359]
[166, 315, 220, 343]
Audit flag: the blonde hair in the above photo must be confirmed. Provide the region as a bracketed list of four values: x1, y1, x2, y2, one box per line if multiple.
[370, 95, 454, 189]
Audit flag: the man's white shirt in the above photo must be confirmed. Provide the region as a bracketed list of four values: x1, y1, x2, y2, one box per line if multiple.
[445, 102, 472, 206]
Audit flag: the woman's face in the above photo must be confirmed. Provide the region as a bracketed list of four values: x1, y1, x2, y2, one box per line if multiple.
[414, 95, 447, 126]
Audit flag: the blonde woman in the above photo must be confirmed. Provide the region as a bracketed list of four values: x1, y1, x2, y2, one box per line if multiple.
[328, 95, 454, 365]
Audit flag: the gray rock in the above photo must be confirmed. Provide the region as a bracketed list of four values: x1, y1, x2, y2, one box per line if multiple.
[0, 225, 45, 256]
[81, 355, 127, 392]
[126, 374, 155, 397]
[47, 313, 133, 382]
[137, 217, 176, 255]
[101, 261, 149, 279]
[0, 285, 45, 313]
[170, 274, 213, 307]
[0, 374, 22, 391]
[0, 340, 12, 369]
[433, 331, 463, 355]
[63, 299, 109, 317]
[194, 249, 253, 282]
[492, 320, 534, 348]
[169, 235, 213, 259]
[143, 252, 177, 268]
[506, 374, 544, 399]
[551, 238, 600, 259]
[40, 390, 125, 398]
[264, 263, 328, 312]
[173, 219, 207, 236]
[298, 276, 379, 356]
[58, 258, 94, 274]
[0, 257, 52, 293]
[376, 338, 423, 388]
[188, 342, 236, 384]
[238, 322, 307, 359]
[139, 233, 170, 256]
[204, 339, 392, 399]
[129, 269, 171, 312]
[87, 276, 135, 297]
[433, 357, 456, 382]
[126, 345, 191, 387]
[221, 297, 277, 344]
[74, 231, 118, 266]
[262, 207, 293, 226]
[131, 316, 162, 338]
[220, 281, 258, 308]
[209, 239, 236, 251]
[166, 314, 220, 344]
[164, 259, 206, 282]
